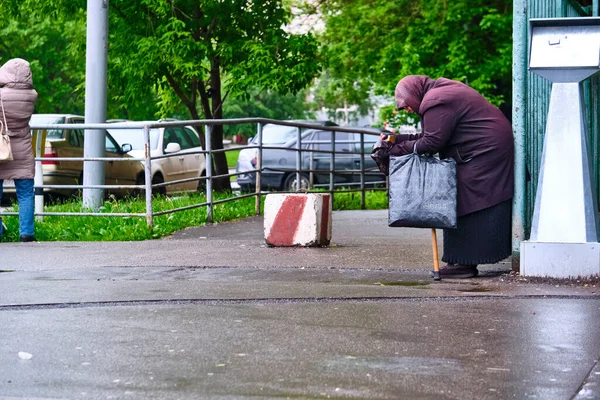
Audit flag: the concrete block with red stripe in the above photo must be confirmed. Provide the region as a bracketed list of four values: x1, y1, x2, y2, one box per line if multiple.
[264, 193, 332, 247]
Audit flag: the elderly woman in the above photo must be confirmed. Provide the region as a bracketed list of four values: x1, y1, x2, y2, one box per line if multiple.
[387, 75, 514, 278]
[0, 58, 39, 242]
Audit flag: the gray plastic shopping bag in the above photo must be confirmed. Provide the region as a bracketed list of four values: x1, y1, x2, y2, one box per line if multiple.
[388, 153, 457, 229]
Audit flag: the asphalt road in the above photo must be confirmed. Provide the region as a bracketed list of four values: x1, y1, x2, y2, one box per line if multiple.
[1, 210, 599, 400]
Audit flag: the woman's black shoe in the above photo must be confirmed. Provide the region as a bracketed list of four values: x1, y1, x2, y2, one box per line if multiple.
[431, 264, 478, 279]
[20, 235, 36, 243]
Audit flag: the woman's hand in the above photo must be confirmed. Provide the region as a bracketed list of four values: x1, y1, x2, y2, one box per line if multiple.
[380, 133, 396, 144]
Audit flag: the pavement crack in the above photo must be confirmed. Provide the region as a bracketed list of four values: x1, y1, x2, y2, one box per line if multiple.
[1, 294, 599, 311]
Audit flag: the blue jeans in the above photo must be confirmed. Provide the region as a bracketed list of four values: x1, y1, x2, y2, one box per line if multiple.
[0, 179, 35, 237]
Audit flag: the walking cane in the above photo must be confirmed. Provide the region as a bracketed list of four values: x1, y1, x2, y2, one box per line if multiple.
[431, 228, 441, 281]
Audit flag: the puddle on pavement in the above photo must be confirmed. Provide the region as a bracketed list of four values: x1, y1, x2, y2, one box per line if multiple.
[361, 279, 494, 292]
[369, 281, 430, 288]
[324, 356, 462, 376]
[458, 287, 492, 293]
[32, 277, 79, 281]
[243, 394, 338, 400]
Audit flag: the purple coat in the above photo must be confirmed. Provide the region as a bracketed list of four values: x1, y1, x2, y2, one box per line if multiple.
[391, 76, 514, 216]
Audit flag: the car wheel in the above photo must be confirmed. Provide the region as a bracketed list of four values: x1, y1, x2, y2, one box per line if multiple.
[152, 174, 167, 196]
[238, 184, 253, 194]
[76, 172, 84, 198]
[131, 173, 145, 198]
[197, 170, 207, 193]
[283, 172, 309, 192]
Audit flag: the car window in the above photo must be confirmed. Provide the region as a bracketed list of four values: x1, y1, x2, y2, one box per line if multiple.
[176, 128, 194, 150]
[29, 115, 68, 140]
[67, 129, 83, 147]
[163, 129, 178, 151]
[61, 128, 122, 152]
[262, 124, 300, 144]
[163, 127, 194, 151]
[105, 134, 120, 153]
[183, 127, 201, 148]
[355, 133, 379, 153]
[248, 122, 337, 144]
[108, 128, 161, 150]
[310, 131, 330, 152]
[311, 131, 353, 152]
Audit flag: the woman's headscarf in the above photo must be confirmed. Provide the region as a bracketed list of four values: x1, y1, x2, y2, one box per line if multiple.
[394, 75, 435, 116]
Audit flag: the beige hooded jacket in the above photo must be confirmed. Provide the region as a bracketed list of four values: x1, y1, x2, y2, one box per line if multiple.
[0, 58, 38, 180]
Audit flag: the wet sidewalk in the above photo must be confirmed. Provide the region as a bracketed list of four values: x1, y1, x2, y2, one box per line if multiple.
[0, 210, 599, 400]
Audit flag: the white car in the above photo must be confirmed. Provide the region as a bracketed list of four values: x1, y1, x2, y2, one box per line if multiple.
[107, 122, 207, 195]
[3, 116, 207, 198]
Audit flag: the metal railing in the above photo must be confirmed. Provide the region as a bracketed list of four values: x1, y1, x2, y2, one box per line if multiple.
[0, 118, 388, 228]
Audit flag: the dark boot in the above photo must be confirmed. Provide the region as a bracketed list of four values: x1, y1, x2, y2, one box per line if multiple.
[20, 235, 36, 243]
[434, 263, 478, 279]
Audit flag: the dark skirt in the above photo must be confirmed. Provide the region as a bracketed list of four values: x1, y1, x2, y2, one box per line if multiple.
[442, 199, 512, 265]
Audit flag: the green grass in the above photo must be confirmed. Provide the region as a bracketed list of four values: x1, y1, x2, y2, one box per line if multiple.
[225, 148, 241, 168]
[224, 147, 241, 182]
[0, 189, 388, 242]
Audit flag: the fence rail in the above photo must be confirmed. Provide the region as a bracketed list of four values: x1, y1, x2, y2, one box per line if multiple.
[0, 118, 389, 228]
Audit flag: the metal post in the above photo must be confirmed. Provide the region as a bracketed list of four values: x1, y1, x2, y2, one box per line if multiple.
[359, 134, 365, 209]
[143, 125, 153, 229]
[309, 151, 314, 188]
[521, 17, 600, 278]
[511, 0, 528, 271]
[329, 131, 335, 201]
[255, 123, 263, 215]
[295, 126, 301, 191]
[33, 129, 46, 221]
[205, 125, 213, 223]
[82, 0, 108, 210]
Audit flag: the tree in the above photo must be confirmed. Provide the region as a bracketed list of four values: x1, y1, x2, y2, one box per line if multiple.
[4, 0, 322, 190]
[309, 71, 374, 125]
[107, 0, 322, 189]
[310, 0, 513, 124]
[223, 88, 315, 139]
[0, 10, 87, 115]
[0, 6, 160, 119]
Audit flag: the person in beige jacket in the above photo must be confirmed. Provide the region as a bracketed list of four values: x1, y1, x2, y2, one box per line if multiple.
[0, 58, 39, 242]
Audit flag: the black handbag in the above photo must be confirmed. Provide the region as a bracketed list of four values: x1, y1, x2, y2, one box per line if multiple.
[388, 153, 457, 229]
[370, 137, 394, 176]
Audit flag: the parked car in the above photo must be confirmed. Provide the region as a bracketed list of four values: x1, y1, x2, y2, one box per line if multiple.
[107, 121, 207, 195]
[236, 125, 387, 192]
[4, 113, 127, 197]
[30, 114, 139, 197]
[4, 115, 206, 198]
[245, 120, 338, 145]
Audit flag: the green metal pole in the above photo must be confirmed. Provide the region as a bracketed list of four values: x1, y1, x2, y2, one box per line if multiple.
[512, 0, 528, 272]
